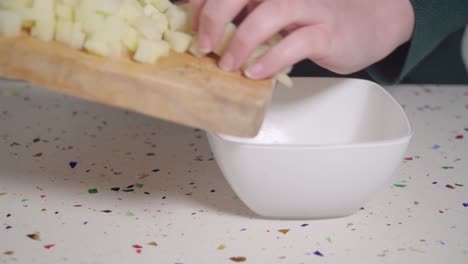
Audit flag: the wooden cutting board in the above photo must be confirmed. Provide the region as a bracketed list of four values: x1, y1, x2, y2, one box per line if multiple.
[0, 34, 274, 137]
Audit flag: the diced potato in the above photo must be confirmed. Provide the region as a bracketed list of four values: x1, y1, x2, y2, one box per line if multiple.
[164, 31, 192, 53]
[31, 17, 55, 41]
[93, 0, 122, 15]
[243, 45, 270, 70]
[70, 22, 86, 49]
[118, 1, 141, 16]
[122, 27, 139, 52]
[137, 0, 149, 6]
[0, 10, 22, 36]
[118, 0, 144, 25]
[30, 0, 55, 41]
[178, 3, 189, 13]
[0, 0, 30, 10]
[135, 16, 162, 40]
[151, 11, 168, 33]
[55, 18, 73, 44]
[84, 38, 111, 57]
[149, 0, 171, 13]
[31, 0, 55, 18]
[188, 36, 206, 58]
[73, 3, 91, 23]
[165, 5, 187, 32]
[108, 41, 123, 57]
[267, 34, 283, 45]
[103, 15, 128, 42]
[214, 23, 236, 56]
[83, 15, 129, 56]
[151, 39, 170, 56]
[55, 4, 73, 20]
[281, 66, 293, 75]
[22, 21, 34, 29]
[15, 7, 34, 28]
[82, 12, 105, 36]
[133, 38, 170, 63]
[143, 3, 157, 16]
[275, 73, 293, 88]
[62, 0, 77, 5]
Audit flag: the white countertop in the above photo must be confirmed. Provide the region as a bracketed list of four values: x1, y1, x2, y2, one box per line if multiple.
[0, 79, 467, 264]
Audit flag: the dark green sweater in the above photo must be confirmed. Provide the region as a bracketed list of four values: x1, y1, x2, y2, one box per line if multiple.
[292, 0, 468, 84]
[367, 0, 468, 84]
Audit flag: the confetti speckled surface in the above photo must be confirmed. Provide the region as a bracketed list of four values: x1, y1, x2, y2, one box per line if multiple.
[1, 80, 467, 263]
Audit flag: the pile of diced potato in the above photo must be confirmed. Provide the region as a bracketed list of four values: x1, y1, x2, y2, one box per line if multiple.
[0, 0, 292, 86]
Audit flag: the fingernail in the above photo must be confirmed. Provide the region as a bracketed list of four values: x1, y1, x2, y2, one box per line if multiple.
[245, 63, 263, 79]
[219, 53, 234, 72]
[199, 35, 211, 53]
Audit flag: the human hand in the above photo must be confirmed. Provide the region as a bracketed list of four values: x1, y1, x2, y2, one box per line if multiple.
[189, 0, 415, 80]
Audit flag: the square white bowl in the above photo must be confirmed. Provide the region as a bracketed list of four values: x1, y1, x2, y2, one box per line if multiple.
[207, 78, 412, 219]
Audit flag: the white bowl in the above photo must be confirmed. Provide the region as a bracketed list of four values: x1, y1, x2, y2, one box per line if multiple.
[207, 78, 412, 219]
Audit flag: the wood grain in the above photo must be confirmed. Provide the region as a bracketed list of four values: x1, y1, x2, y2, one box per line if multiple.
[0, 34, 274, 137]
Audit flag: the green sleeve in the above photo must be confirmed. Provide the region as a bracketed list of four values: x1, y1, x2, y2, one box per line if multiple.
[366, 0, 468, 84]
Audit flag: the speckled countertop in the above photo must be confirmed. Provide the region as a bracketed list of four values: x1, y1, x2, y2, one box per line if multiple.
[0, 79, 467, 264]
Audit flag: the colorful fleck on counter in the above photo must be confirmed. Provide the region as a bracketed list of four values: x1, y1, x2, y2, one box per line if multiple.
[1, 80, 467, 263]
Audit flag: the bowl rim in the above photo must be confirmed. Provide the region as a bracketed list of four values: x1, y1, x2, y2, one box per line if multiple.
[208, 132, 413, 150]
[208, 77, 413, 149]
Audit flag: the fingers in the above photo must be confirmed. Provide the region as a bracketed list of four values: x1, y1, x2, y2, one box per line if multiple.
[233, 0, 264, 25]
[246, 0, 264, 14]
[197, 0, 249, 53]
[189, 0, 206, 32]
[245, 25, 332, 80]
[218, 0, 305, 72]
[191, 0, 327, 79]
